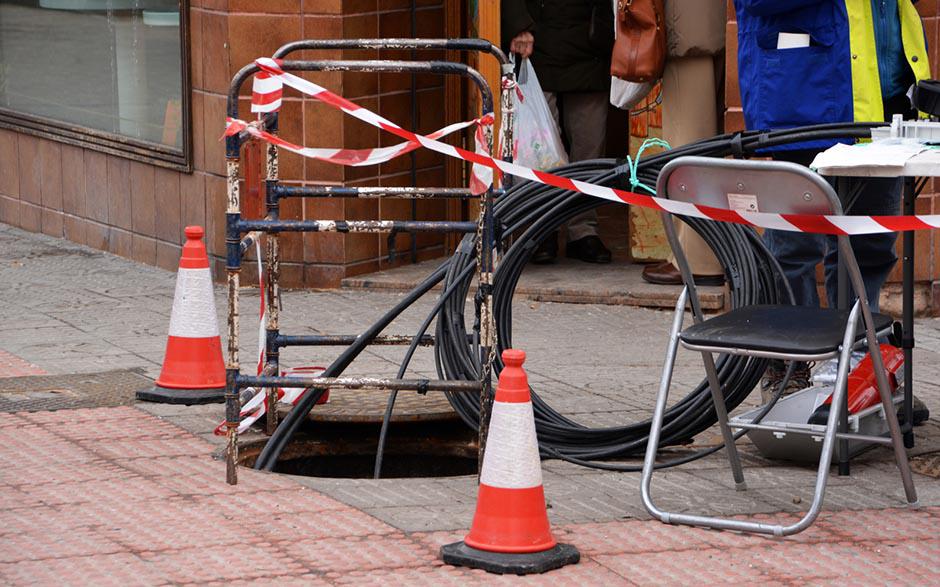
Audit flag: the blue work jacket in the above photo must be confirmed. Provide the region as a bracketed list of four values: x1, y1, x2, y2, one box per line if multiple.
[734, 0, 930, 149]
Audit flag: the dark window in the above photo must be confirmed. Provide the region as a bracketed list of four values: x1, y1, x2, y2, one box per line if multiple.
[0, 0, 190, 168]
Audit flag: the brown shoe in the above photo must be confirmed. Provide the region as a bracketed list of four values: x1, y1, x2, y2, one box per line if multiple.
[641, 261, 725, 286]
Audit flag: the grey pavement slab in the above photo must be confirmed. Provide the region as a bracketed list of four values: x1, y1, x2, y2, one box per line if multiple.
[2, 222, 939, 535]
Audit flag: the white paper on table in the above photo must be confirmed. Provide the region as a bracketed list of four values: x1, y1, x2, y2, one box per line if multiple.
[810, 140, 928, 171]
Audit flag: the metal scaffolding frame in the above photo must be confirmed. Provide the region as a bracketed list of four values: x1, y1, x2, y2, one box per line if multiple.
[222, 39, 515, 484]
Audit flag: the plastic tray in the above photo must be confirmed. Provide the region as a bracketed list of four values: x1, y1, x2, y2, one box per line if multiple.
[730, 385, 904, 463]
[870, 120, 940, 141]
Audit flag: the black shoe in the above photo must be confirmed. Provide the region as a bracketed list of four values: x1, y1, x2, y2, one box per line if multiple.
[899, 395, 930, 426]
[565, 235, 612, 264]
[531, 232, 558, 264]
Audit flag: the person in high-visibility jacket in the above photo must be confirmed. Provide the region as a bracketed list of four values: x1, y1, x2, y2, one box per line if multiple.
[734, 1, 931, 402]
[736, 0, 930, 144]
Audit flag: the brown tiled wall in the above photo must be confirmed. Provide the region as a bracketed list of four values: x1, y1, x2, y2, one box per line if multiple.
[0, 0, 452, 288]
[724, 0, 940, 310]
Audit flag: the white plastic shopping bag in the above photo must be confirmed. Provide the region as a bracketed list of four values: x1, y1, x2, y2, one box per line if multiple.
[513, 58, 568, 170]
[610, 78, 654, 110]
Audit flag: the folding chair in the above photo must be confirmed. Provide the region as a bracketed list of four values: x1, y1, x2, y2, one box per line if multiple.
[640, 157, 918, 536]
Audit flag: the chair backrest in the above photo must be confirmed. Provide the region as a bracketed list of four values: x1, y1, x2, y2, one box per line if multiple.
[655, 156, 868, 320]
[656, 156, 843, 216]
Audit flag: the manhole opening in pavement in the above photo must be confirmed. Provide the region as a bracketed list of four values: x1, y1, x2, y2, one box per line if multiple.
[238, 420, 478, 479]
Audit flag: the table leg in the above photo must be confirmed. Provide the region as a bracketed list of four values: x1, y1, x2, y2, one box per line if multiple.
[837, 178, 850, 476]
[902, 178, 916, 449]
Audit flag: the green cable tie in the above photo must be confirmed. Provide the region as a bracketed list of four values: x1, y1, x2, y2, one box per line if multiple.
[626, 138, 671, 194]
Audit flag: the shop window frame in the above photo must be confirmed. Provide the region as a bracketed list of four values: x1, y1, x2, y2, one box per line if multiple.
[0, 1, 193, 171]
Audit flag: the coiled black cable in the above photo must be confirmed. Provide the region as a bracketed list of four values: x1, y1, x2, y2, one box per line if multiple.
[255, 123, 879, 473]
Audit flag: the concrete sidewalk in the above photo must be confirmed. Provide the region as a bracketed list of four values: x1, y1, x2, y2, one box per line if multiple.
[1, 223, 939, 584]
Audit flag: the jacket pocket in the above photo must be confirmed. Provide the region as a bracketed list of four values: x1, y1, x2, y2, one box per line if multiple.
[755, 27, 838, 128]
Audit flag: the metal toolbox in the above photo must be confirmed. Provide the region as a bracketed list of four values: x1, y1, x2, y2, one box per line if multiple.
[730, 385, 904, 463]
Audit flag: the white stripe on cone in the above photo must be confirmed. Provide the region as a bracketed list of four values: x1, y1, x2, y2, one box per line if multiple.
[479, 400, 543, 490]
[167, 268, 220, 339]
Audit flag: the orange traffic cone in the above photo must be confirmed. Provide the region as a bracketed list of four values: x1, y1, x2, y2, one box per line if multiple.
[441, 349, 579, 574]
[137, 226, 227, 405]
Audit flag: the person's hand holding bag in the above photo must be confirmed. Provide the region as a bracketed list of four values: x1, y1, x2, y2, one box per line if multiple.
[512, 56, 569, 171]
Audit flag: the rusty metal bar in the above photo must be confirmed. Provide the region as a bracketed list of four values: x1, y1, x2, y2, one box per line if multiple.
[227, 60, 493, 126]
[237, 375, 480, 393]
[272, 38, 509, 66]
[476, 120, 498, 473]
[498, 63, 517, 190]
[236, 219, 477, 234]
[224, 156, 242, 486]
[263, 180, 281, 435]
[273, 186, 474, 199]
[276, 334, 436, 347]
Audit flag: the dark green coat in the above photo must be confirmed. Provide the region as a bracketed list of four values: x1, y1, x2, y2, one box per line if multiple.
[502, 0, 614, 93]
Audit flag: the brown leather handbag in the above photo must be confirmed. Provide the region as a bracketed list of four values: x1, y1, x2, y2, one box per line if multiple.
[610, 0, 667, 83]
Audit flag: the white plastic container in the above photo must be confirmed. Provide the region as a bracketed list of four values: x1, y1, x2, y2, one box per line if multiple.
[730, 385, 904, 463]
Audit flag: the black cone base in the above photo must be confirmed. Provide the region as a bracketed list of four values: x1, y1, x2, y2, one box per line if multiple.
[440, 541, 579, 575]
[136, 385, 226, 405]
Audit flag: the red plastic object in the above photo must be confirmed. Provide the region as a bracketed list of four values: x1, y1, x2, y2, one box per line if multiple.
[822, 344, 904, 414]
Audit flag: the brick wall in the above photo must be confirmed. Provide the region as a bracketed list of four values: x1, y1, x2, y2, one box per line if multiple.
[724, 0, 940, 313]
[0, 1, 453, 288]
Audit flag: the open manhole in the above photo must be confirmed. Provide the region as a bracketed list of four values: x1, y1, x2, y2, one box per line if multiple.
[238, 420, 478, 479]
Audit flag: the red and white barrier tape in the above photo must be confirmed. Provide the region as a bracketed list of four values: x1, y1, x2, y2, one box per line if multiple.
[213, 239, 329, 436]
[226, 114, 491, 169]
[236, 57, 940, 236]
[251, 71, 283, 114]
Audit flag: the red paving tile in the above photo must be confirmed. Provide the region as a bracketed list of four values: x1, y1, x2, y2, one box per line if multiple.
[285, 534, 434, 575]
[24, 475, 177, 507]
[1, 405, 937, 585]
[596, 548, 770, 585]
[139, 542, 307, 584]
[79, 435, 213, 460]
[6, 459, 131, 486]
[187, 488, 350, 519]
[0, 553, 162, 587]
[742, 542, 874, 582]
[0, 486, 48, 511]
[0, 527, 125, 564]
[0, 349, 46, 378]
[823, 506, 940, 542]
[330, 565, 478, 586]
[0, 412, 25, 428]
[258, 509, 396, 542]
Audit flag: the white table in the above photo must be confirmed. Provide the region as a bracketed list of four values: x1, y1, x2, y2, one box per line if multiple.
[816, 147, 940, 178]
[815, 150, 935, 473]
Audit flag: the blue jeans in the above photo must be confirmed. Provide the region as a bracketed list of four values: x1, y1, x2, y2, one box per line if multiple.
[764, 176, 900, 312]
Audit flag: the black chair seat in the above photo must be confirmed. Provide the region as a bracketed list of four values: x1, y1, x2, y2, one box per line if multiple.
[679, 305, 893, 356]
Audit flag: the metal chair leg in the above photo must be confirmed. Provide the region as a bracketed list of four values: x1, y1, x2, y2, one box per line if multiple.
[701, 351, 747, 490]
[862, 319, 919, 505]
[794, 323, 857, 535]
[641, 288, 687, 521]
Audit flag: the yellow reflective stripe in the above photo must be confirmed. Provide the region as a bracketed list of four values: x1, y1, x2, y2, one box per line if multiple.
[847, 0, 884, 122]
[899, 0, 930, 82]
